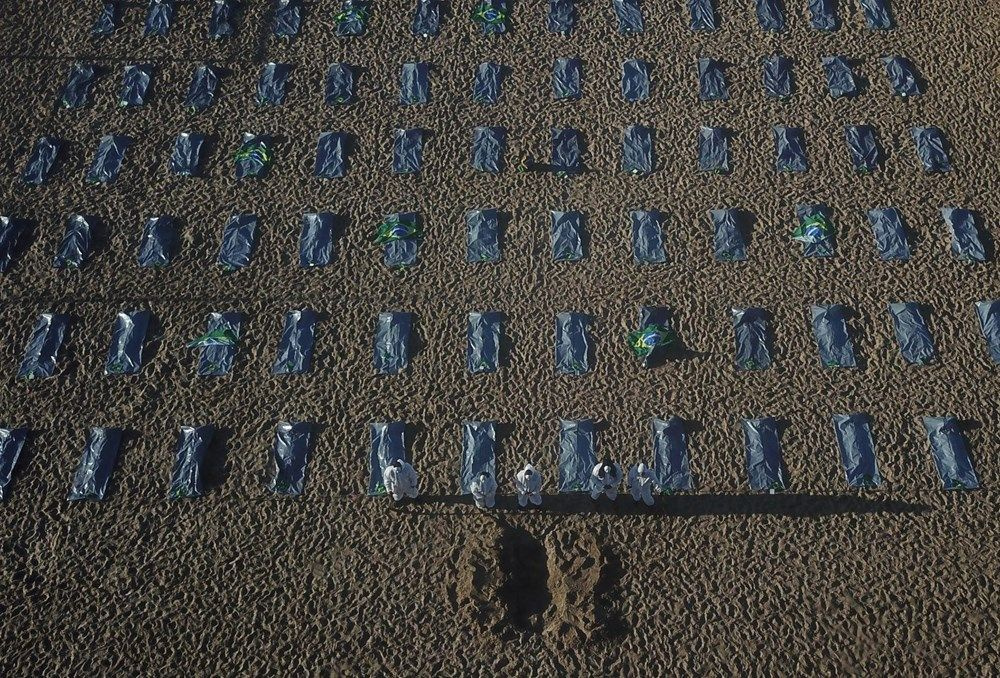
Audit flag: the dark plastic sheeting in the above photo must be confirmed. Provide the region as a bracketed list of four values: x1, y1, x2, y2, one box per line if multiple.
[867, 207, 910, 261]
[472, 0, 508, 35]
[473, 62, 502, 105]
[755, 0, 785, 31]
[22, 136, 60, 185]
[325, 63, 355, 105]
[170, 132, 205, 176]
[62, 63, 97, 109]
[209, 0, 238, 39]
[412, 0, 441, 36]
[273, 0, 302, 37]
[762, 54, 793, 98]
[265, 422, 313, 496]
[315, 131, 348, 178]
[472, 126, 505, 173]
[910, 126, 951, 173]
[860, 0, 892, 29]
[882, 56, 921, 96]
[18, 313, 69, 379]
[689, 0, 717, 30]
[698, 58, 729, 101]
[393, 128, 424, 174]
[844, 125, 879, 173]
[888, 302, 934, 365]
[941, 208, 986, 263]
[168, 425, 215, 499]
[400, 62, 430, 105]
[555, 311, 590, 374]
[468, 311, 501, 373]
[257, 62, 290, 105]
[368, 422, 407, 495]
[548, 0, 575, 33]
[383, 212, 421, 267]
[551, 211, 585, 262]
[732, 307, 771, 370]
[795, 203, 835, 258]
[54, 214, 96, 269]
[335, 0, 368, 36]
[186, 64, 219, 111]
[773, 126, 806, 172]
[558, 419, 597, 492]
[637, 306, 672, 367]
[92, 1, 118, 36]
[144, 0, 173, 36]
[234, 134, 271, 180]
[272, 309, 316, 375]
[975, 300, 1000, 363]
[0, 217, 27, 273]
[375, 312, 412, 374]
[822, 56, 857, 98]
[832, 413, 881, 487]
[299, 213, 335, 268]
[612, 0, 643, 33]
[631, 210, 666, 264]
[552, 58, 582, 100]
[67, 428, 123, 501]
[698, 126, 729, 173]
[0, 428, 27, 501]
[622, 124, 653, 175]
[86, 134, 130, 183]
[198, 312, 242, 376]
[743, 417, 785, 491]
[651, 417, 693, 491]
[137, 216, 179, 268]
[467, 209, 500, 263]
[811, 304, 856, 368]
[808, 0, 839, 30]
[622, 59, 650, 102]
[217, 214, 258, 271]
[922, 417, 979, 490]
[105, 310, 151, 375]
[460, 421, 497, 493]
[551, 127, 583, 175]
[711, 208, 747, 261]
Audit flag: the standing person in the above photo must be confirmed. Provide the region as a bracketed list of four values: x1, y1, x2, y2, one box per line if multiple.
[383, 459, 419, 502]
[470, 471, 497, 509]
[514, 464, 542, 508]
[590, 458, 622, 500]
[626, 462, 655, 506]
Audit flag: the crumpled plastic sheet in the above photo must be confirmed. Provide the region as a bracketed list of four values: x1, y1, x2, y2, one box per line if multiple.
[234, 133, 271, 179]
[811, 304, 856, 368]
[551, 210, 585, 262]
[186, 64, 219, 111]
[265, 422, 313, 496]
[467, 311, 502, 373]
[86, 134, 130, 183]
[168, 425, 215, 499]
[473, 0, 508, 35]
[755, 0, 785, 31]
[18, 313, 69, 379]
[882, 56, 921, 96]
[53, 214, 96, 269]
[472, 126, 505, 173]
[368, 422, 407, 495]
[732, 307, 771, 370]
[272, 309, 317, 374]
[867, 207, 910, 260]
[551, 127, 583, 175]
[613, 0, 643, 33]
[473, 62, 502, 105]
[795, 203, 835, 258]
[22, 136, 60, 185]
[209, 0, 239, 39]
[67, 428, 123, 501]
[315, 131, 348, 178]
[393, 128, 424, 174]
[689, 0, 717, 30]
[299, 212, 336, 268]
[325, 63, 355, 104]
[922, 417, 979, 490]
[383, 212, 421, 267]
[651, 417, 693, 491]
[62, 62, 97, 109]
[170, 132, 206, 176]
[743, 417, 786, 491]
[631, 209, 666, 264]
[467, 208, 501, 263]
[638, 306, 672, 368]
[548, 0, 574, 33]
[198, 312, 242, 376]
[552, 57, 582, 100]
[910, 126, 951, 173]
[762, 54, 793, 98]
[144, 0, 174, 36]
[257, 62, 291, 105]
[622, 124, 653, 175]
[860, 0, 892, 29]
[822, 56, 858, 98]
[273, 0, 302, 37]
[621, 59, 650, 102]
[832, 414, 881, 487]
[137, 216, 179, 268]
[558, 419, 597, 492]
[0, 217, 28, 273]
[400, 62, 430, 105]
[105, 310, 151, 375]
[773, 125, 807, 172]
[217, 214, 259, 271]
[460, 421, 497, 494]
[711, 208, 747, 261]
[698, 126, 730, 173]
[335, 0, 368, 36]
[844, 124, 879, 172]
[888, 302, 935, 365]
[555, 311, 590, 375]
[698, 58, 729, 101]
[941, 207, 986, 263]
[808, 0, 839, 30]
[0, 428, 27, 501]
[92, 0, 118, 37]
[412, 0, 441, 36]
[974, 301, 1000, 363]
[375, 312, 413, 374]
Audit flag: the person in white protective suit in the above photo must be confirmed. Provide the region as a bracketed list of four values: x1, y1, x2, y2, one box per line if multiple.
[383, 459, 419, 501]
[590, 458, 622, 500]
[514, 464, 542, 508]
[626, 462, 655, 506]
[470, 471, 497, 509]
